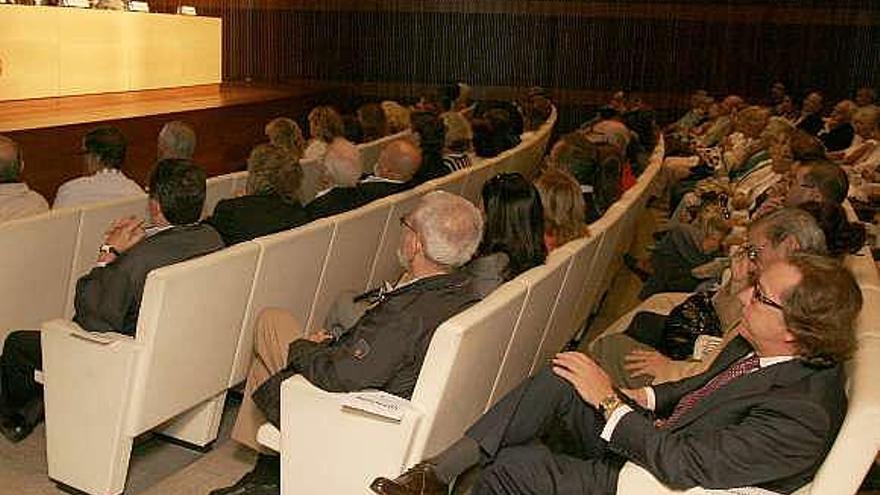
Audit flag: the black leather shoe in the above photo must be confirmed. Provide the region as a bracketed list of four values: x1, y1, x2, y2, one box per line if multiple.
[0, 413, 33, 443]
[370, 463, 448, 495]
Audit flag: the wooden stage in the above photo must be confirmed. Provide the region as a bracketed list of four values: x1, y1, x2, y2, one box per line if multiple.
[1, 83, 336, 202]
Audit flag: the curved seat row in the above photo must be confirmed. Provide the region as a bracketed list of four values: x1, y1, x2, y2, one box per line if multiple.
[254, 129, 667, 494]
[37, 109, 558, 495]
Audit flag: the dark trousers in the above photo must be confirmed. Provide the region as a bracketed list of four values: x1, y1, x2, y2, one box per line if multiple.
[0, 330, 44, 426]
[467, 367, 625, 495]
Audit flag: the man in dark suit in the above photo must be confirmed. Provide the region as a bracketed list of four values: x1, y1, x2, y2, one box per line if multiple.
[305, 138, 366, 220]
[356, 138, 421, 204]
[0, 159, 224, 443]
[371, 253, 859, 495]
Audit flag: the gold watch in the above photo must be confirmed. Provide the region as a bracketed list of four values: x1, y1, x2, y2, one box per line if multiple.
[598, 393, 623, 420]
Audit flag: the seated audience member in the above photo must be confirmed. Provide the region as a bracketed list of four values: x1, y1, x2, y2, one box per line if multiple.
[0, 135, 49, 223]
[797, 201, 866, 258]
[358, 139, 421, 202]
[440, 82, 474, 113]
[411, 112, 449, 183]
[305, 138, 366, 220]
[599, 208, 826, 388]
[157, 120, 197, 161]
[722, 106, 771, 179]
[373, 253, 858, 495]
[472, 108, 522, 158]
[358, 103, 389, 142]
[205, 144, 307, 245]
[467, 173, 546, 296]
[534, 167, 589, 252]
[692, 94, 744, 148]
[755, 160, 849, 220]
[264, 117, 305, 157]
[53, 126, 145, 209]
[794, 91, 825, 136]
[0, 159, 223, 442]
[818, 100, 857, 152]
[856, 86, 876, 108]
[440, 111, 474, 172]
[836, 105, 880, 178]
[342, 114, 364, 143]
[302, 106, 346, 161]
[665, 90, 710, 136]
[382, 101, 412, 134]
[520, 95, 553, 138]
[768, 81, 787, 110]
[218, 192, 484, 493]
[547, 132, 607, 222]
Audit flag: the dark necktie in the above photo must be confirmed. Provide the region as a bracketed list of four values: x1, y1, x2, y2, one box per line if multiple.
[658, 354, 761, 429]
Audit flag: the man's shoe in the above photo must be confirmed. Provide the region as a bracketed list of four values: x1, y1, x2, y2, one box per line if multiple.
[0, 413, 33, 443]
[370, 463, 448, 495]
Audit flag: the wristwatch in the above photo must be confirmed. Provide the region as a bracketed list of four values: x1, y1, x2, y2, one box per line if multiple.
[598, 393, 623, 420]
[99, 243, 120, 257]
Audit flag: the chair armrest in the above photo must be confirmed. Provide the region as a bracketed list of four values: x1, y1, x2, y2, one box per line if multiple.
[42, 318, 135, 348]
[257, 423, 280, 452]
[279, 375, 424, 495]
[616, 462, 783, 495]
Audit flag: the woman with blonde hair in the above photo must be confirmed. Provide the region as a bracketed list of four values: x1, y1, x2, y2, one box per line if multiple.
[534, 167, 589, 251]
[302, 106, 345, 161]
[265, 117, 305, 158]
[381, 101, 412, 134]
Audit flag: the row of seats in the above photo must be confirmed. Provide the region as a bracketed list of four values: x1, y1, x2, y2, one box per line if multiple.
[36, 109, 558, 495]
[252, 124, 667, 494]
[593, 206, 880, 495]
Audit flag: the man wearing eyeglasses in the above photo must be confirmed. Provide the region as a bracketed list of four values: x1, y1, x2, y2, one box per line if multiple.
[372, 253, 858, 495]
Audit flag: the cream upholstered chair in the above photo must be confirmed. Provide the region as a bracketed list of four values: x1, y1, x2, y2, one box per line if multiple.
[357, 130, 413, 175]
[202, 171, 241, 219]
[296, 157, 324, 205]
[41, 242, 260, 495]
[63, 195, 149, 317]
[229, 219, 335, 385]
[459, 161, 500, 205]
[496, 106, 557, 180]
[263, 280, 528, 495]
[0, 209, 79, 344]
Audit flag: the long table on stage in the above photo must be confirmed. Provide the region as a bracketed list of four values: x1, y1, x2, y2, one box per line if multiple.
[0, 83, 337, 201]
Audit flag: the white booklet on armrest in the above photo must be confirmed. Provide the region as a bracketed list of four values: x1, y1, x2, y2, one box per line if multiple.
[341, 391, 411, 422]
[693, 334, 725, 361]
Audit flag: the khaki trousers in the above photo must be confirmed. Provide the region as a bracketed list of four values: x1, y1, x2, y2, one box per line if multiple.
[231, 307, 305, 452]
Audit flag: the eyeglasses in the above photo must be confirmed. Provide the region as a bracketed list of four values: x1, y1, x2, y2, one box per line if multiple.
[740, 242, 762, 262]
[399, 215, 416, 233]
[752, 282, 784, 311]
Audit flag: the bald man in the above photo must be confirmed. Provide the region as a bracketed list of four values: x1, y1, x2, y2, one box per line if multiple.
[306, 138, 368, 220]
[357, 139, 422, 203]
[0, 135, 48, 223]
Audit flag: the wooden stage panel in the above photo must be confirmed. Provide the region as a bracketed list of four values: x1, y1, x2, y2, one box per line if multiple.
[1, 83, 337, 202]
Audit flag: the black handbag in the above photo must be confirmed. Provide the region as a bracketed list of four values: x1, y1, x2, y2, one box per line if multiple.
[660, 291, 723, 360]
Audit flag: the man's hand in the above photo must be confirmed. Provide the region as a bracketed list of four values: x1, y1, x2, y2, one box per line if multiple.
[305, 329, 333, 344]
[551, 352, 614, 407]
[624, 349, 672, 378]
[104, 216, 145, 253]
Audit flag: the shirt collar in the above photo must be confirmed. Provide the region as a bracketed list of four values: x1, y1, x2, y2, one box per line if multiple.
[360, 175, 406, 185]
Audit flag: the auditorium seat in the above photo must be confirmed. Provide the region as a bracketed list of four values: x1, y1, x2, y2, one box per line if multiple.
[41, 242, 260, 495]
[296, 157, 324, 205]
[357, 130, 413, 174]
[203, 172, 243, 219]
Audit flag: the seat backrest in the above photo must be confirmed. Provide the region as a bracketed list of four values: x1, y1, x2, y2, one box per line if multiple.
[460, 161, 500, 205]
[128, 241, 260, 434]
[357, 130, 413, 174]
[64, 195, 149, 317]
[229, 220, 335, 385]
[366, 189, 426, 289]
[406, 282, 527, 463]
[488, 258, 568, 406]
[202, 172, 240, 219]
[415, 168, 469, 198]
[297, 157, 325, 205]
[0, 209, 79, 344]
[305, 201, 393, 333]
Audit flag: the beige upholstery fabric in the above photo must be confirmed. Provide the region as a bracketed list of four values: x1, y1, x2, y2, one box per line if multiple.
[357, 130, 413, 174]
[202, 172, 240, 219]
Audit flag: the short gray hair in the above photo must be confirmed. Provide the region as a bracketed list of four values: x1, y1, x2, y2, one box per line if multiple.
[158, 121, 197, 160]
[753, 208, 827, 256]
[323, 138, 362, 187]
[410, 191, 483, 268]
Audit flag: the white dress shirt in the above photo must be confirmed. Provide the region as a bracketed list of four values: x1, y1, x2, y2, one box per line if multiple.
[0, 182, 49, 223]
[53, 169, 145, 209]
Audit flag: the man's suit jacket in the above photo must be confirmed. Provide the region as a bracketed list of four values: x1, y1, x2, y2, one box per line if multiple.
[609, 336, 846, 494]
[356, 179, 411, 204]
[305, 187, 368, 221]
[206, 193, 309, 245]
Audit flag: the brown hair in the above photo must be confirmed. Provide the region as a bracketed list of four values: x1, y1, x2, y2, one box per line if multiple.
[307, 106, 345, 143]
[782, 253, 861, 367]
[534, 168, 589, 249]
[246, 144, 304, 203]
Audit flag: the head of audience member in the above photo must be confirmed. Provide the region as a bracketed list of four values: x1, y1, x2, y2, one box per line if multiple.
[734, 106, 771, 139]
[785, 161, 848, 207]
[533, 168, 588, 250]
[0, 135, 23, 184]
[440, 84, 463, 113]
[523, 95, 553, 132]
[147, 159, 207, 228]
[357, 103, 389, 142]
[381, 101, 412, 134]
[81, 126, 126, 174]
[587, 119, 632, 155]
[776, 94, 797, 119]
[856, 87, 876, 108]
[720, 95, 746, 116]
[307, 106, 345, 143]
[265, 117, 305, 157]
[789, 130, 826, 162]
[738, 253, 859, 366]
[742, 207, 827, 281]
[414, 89, 443, 114]
[760, 118, 795, 171]
[478, 172, 546, 278]
[397, 191, 483, 278]
[412, 112, 446, 154]
[441, 112, 473, 154]
[549, 132, 599, 180]
[828, 100, 857, 129]
[322, 138, 362, 188]
[770, 82, 787, 105]
[688, 90, 710, 111]
[796, 201, 865, 259]
[852, 105, 880, 141]
[472, 108, 519, 158]
[245, 144, 303, 203]
[375, 139, 422, 182]
[801, 92, 824, 116]
[341, 114, 364, 144]
[157, 121, 197, 161]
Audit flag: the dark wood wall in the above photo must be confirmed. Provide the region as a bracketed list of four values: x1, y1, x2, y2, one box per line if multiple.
[148, 1, 880, 110]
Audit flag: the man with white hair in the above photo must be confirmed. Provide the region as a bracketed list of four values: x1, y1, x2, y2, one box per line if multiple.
[305, 137, 366, 220]
[157, 120, 197, 161]
[357, 138, 422, 203]
[218, 191, 485, 494]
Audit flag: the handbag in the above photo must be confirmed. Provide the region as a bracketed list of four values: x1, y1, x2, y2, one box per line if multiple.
[659, 291, 723, 360]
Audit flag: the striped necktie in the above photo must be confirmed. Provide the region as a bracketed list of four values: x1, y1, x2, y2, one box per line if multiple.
[658, 354, 761, 429]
